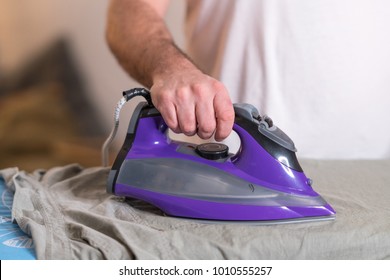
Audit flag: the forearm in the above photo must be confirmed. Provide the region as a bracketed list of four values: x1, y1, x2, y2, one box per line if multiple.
[106, 0, 194, 88]
[106, 0, 234, 141]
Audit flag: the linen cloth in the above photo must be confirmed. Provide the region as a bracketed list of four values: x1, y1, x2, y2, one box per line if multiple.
[1, 160, 389, 259]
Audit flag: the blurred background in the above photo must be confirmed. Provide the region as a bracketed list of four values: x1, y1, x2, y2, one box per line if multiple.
[0, 0, 185, 171]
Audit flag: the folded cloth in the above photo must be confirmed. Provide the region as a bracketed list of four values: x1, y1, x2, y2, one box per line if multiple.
[1, 160, 390, 260]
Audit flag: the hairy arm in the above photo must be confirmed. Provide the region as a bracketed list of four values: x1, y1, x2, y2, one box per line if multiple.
[106, 0, 234, 140]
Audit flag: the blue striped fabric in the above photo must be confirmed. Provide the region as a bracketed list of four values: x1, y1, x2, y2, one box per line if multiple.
[0, 177, 36, 260]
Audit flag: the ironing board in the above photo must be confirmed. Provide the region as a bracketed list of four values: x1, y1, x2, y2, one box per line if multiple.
[0, 159, 389, 259]
[0, 177, 36, 260]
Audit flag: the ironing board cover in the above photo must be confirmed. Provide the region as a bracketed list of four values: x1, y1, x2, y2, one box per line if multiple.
[0, 177, 36, 260]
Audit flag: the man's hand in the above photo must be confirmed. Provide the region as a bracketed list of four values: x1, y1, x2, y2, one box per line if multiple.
[151, 67, 234, 141]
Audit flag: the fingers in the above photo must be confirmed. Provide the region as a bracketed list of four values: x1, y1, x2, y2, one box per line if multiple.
[156, 101, 181, 133]
[176, 89, 197, 136]
[195, 96, 216, 139]
[213, 85, 235, 141]
[151, 86, 198, 136]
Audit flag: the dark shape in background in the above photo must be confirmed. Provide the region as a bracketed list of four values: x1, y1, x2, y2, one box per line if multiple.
[0, 39, 105, 171]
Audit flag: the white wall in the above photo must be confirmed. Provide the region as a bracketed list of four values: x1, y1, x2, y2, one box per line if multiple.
[0, 0, 186, 136]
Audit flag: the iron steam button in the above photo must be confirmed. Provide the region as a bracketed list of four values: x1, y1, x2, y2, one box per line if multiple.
[195, 143, 229, 160]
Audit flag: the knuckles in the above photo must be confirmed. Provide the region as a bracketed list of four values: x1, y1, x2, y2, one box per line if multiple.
[180, 123, 197, 135]
[198, 123, 215, 136]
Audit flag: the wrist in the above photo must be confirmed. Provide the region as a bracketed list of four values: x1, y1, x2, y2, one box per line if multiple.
[152, 55, 202, 85]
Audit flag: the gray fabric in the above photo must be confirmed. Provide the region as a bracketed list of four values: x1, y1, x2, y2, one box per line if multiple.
[1, 160, 390, 260]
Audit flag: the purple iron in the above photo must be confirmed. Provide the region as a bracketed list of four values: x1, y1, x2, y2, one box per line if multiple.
[103, 88, 335, 224]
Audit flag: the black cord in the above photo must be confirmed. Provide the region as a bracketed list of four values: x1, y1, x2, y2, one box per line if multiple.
[122, 88, 153, 106]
